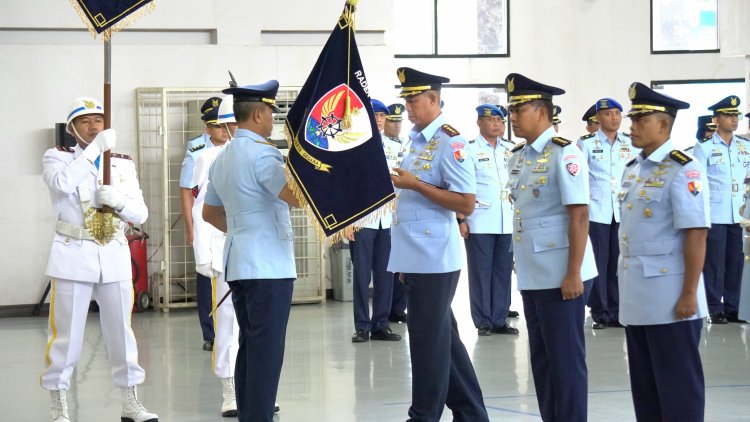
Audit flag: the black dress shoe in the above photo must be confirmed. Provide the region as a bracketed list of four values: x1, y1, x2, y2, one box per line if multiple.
[202, 340, 214, 351]
[388, 312, 408, 323]
[352, 330, 369, 343]
[371, 327, 402, 341]
[709, 313, 728, 325]
[607, 320, 624, 328]
[477, 326, 492, 336]
[491, 325, 519, 335]
[275, 403, 280, 413]
[592, 321, 607, 330]
[507, 310, 520, 318]
[726, 313, 748, 323]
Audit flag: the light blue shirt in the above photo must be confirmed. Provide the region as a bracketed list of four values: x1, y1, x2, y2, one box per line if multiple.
[204, 129, 296, 281]
[180, 134, 214, 188]
[577, 130, 640, 224]
[617, 139, 709, 325]
[466, 135, 515, 234]
[691, 133, 750, 224]
[388, 113, 476, 273]
[507, 126, 598, 290]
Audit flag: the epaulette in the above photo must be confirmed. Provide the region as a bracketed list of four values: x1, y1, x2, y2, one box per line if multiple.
[551, 136, 572, 147]
[626, 158, 637, 167]
[189, 143, 206, 153]
[578, 133, 596, 141]
[685, 146, 694, 152]
[511, 142, 525, 153]
[111, 152, 132, 160]
[621, 132, 631, 137]
[468, 139, 475, 144]
[699, 137, 711, 143]
[440, 124, 460, 137]
[56, 146, 74, 153]
[737, 135, 750, 142]
[669, 150, 692, 166]
[253, 139, 275, 146]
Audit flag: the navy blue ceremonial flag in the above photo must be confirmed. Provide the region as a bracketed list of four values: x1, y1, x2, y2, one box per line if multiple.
[285, 0, 394, 240]
[71, 0, 155, 38]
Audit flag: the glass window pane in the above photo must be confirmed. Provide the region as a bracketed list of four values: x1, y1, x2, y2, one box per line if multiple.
[652, 0, 718, 51]
[440, 86, 506, 141]
[392, 0, 434, 55]
[437, 0, 508, 55]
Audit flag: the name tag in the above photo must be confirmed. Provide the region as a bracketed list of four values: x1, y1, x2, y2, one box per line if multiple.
[593, 149, 604, 153]
[478, 157, 490, 162]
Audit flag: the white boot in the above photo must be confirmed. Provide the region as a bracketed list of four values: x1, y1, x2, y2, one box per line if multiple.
[220, 377, 238, 417]
[49, 390, 70, 422]
[120, 386, 158, 422]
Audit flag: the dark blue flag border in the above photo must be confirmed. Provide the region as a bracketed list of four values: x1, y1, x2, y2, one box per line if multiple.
[71, 0, 155, 39]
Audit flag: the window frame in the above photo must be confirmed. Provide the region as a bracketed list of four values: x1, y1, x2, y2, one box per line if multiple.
[394, 0, 511, 58]
[650, 0, 720, 55]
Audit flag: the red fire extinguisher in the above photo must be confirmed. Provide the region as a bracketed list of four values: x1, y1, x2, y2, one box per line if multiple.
[127, 226, 151, 312]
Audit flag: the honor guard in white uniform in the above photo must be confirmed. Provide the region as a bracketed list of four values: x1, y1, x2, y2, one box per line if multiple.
[582, 104, 600, 135]
[191, 96, 244, 417]
[458, 104, 518, 336]
[389, 67, 489, 422]
[348, 99, 402, 343]
[203, 79, 301, 422]
[505, 73, 597, 422]
[41, 97, 157, 422]
[618, 82, 709, 421]
[577, 98, 640, 329]
[179, 96, 230, 351]
[691, 95, 750, 324]
[383, 102, 410, 324]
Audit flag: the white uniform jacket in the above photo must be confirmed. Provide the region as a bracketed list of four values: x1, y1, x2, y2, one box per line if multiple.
[192, 145, 227, 273]
[43, 145, 148, 283]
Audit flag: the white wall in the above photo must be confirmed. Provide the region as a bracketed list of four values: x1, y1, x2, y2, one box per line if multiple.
[0, 0, 747, 307]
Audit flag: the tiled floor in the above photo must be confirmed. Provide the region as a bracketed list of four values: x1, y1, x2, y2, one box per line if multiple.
[3, 277, 750, 421]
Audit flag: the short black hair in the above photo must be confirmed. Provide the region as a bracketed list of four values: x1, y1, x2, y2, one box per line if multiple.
[234, 101, 266, 123]
[529, 99, 554, 123]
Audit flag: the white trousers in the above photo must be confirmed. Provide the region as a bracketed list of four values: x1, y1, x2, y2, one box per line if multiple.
[212, 273, 239, 379]
[40, 279, 145, 390]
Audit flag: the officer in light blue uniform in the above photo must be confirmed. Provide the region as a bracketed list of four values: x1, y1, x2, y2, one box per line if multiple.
[691, 95, 750, 324]
[348, 99, 403, 343]
[505, 73, 597, 422]
[582, 104, 600, 135]
[383, 103, 409, 324]
[552, 104, 562, 133]
[179, 96, 222, 351]
[203, 79, 300, 422]
[695, 115, 717, 143]
[389, 67, 489, 422]
[459, 104, 518, 336]
[618, 81, 709, 422]
[577, 98, 640, 329]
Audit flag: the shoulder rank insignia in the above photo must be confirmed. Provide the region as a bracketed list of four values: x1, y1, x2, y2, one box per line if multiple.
[621, 132, 631, 137]
[511, 142, 525, 153]
[699, 136, 711, 143]
[551, 136, 572, 147]
[468, 139, 475, 144]
[626, 157, 637, 167]
[737, 135, 750, 142]
[578, 133, 596, 141]
[189, 144, 206, 153]
[253, 139, 275, 146]
[669, 150, 692, 166]
[111, 152, 133, 160]
[56, 145, 74, 153]
[440, 124, 460, 137]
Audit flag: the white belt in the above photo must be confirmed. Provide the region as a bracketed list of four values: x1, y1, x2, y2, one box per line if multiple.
[56, 220, 124, 241]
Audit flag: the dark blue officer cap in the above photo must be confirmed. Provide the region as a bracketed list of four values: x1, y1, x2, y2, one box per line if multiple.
[397, 67, 450, 98]
[505, 73, 565, 106]
[708, 95, 741, 115]
[582, 104, 598, 122]
[476, 104, 504, 118]
[201, 97, 222, 124]
[223, 80, 281, 113]
[696, 115, 717, 140]
[386, 103, 404, 121]
[552, 105, 562, 124]
[371, 99, 388, 114]
[496, 105, 509, 121]
[596, 98, 623, 112]
[746, 112, 750, 119]
[625, 82, 690, 117]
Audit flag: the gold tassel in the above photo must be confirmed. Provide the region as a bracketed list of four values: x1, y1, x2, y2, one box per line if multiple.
[69, 0, 157, 41]
[342, 93, 352, 130]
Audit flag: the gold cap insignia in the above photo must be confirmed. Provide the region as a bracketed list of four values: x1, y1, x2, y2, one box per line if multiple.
[507, 77, 515, 94]
[395, 105, 402, 114]
[398, 69, 406, 84]
[212, 98, 219, 107]
[731, 97, 738, 106]
[629, 83, 637, 100]
[484, 108, 492, 116]
[84, 100, 95, 109]
[599, 99, 608, 108]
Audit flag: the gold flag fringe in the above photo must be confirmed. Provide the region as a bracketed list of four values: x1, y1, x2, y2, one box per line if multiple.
[69, 0, 156, 41]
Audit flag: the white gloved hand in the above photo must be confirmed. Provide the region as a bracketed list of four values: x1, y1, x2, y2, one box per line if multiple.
[196, 263, 216, 278]
[82, 128, 117, 162]
[96, 185, 126, 211]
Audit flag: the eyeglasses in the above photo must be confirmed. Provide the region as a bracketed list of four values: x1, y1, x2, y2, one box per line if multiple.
[207, 124, 228, 130]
